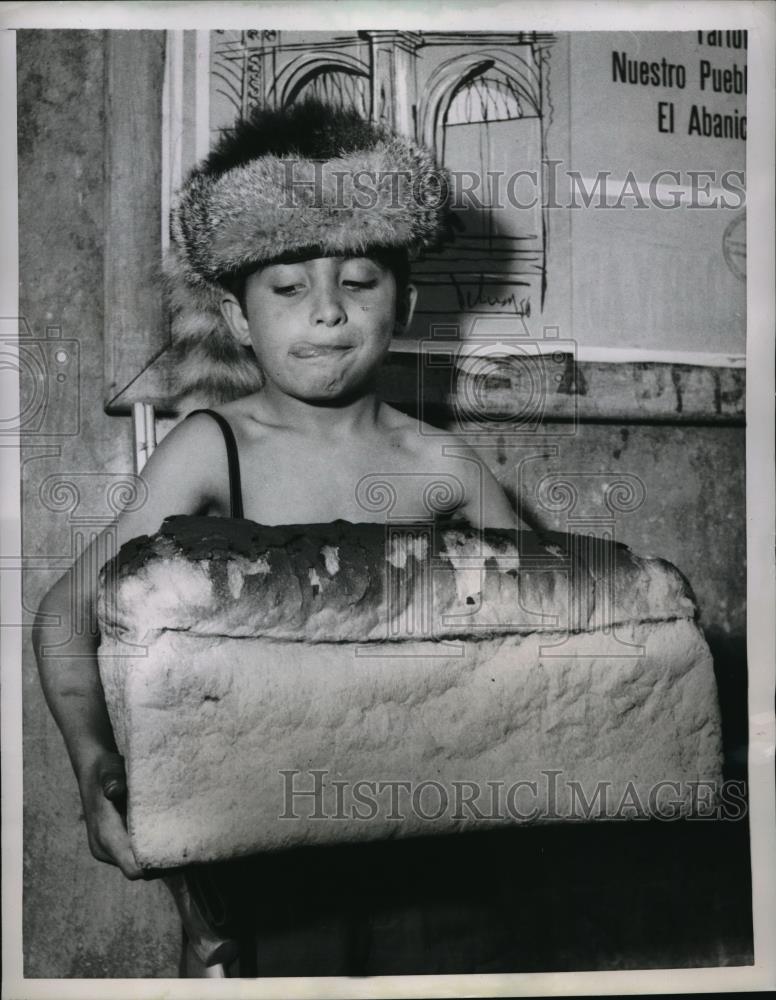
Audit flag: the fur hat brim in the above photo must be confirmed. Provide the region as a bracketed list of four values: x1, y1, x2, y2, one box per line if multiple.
[175, 140, 447, 283]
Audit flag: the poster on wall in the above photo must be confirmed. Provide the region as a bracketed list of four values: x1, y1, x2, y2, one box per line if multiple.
[166, 28, 746, 357]
[2, 2, 774, 1000]
[565, 31, 746, 355]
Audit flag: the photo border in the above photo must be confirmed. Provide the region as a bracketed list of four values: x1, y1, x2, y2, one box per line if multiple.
[2, 2, 774, 997]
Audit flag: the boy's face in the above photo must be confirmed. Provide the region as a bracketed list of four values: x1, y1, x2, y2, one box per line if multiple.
[224, 255, 411, 404]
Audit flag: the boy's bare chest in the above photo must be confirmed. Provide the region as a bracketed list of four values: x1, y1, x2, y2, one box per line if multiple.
[234, 434, 457, 525]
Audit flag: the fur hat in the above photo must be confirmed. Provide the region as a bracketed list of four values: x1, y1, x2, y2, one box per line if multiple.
[166, 99, 450, 403]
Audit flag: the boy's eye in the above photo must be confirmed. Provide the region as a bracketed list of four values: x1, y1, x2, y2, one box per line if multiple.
[272, 285, 302, 296]
[342, 279, 377, 290]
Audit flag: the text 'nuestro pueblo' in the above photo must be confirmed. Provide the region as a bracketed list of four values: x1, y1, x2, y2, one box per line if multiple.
[612, 31, 747, 140]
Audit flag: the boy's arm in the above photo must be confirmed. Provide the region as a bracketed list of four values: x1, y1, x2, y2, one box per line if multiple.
[33, 548, 146, 879]
[447, 442, 519, 531]
[477, 463, 519, 530]
[32, 414, 224, 878]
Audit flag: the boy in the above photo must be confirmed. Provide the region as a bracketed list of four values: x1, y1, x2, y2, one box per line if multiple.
[34, 98, 516, 972]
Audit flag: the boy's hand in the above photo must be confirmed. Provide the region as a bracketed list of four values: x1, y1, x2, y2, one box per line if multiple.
[79, 751, 148, 881]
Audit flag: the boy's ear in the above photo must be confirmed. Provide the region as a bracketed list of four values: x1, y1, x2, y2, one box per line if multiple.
[395, 284, 418, 334]
[220, 293, 252, 347]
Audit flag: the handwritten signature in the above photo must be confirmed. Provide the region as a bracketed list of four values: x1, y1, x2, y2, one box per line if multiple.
[451, 273, 531, 317]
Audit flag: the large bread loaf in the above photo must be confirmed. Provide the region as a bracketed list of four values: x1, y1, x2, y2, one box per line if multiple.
[97, 516, 722, 868]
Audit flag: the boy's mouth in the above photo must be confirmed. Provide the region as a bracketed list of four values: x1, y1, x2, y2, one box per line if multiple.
[289, 342, 354, 360]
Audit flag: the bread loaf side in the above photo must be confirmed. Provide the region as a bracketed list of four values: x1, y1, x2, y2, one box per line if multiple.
[96, 518, 720, 868]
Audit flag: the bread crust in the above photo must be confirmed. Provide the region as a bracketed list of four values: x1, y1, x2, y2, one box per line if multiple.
[98, 516, 698, 645]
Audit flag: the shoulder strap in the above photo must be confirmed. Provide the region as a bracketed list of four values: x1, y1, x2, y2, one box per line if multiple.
[186, 409, 245, 520]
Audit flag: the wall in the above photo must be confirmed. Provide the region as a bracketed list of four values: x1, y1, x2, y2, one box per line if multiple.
[18, 30, 180, 978]
[18, 30, 748, 978]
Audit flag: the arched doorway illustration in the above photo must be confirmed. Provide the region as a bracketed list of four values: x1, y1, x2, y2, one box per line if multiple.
[414, 53, 546, 332]
[283, 63, 370, 116]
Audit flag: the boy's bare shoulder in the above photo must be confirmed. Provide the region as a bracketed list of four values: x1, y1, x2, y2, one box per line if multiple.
[141, 410, 232, 509]
[107, 411, 233, 546]
[159, 409, 229, 458]
[378, 404, 516, 528]
[210, 395, 279, 438]
[379, 403, 446, 440]
[380, 405, 481, 464]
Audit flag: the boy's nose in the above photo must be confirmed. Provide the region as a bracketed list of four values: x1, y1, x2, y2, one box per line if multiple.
[310, 283, 347, 327]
